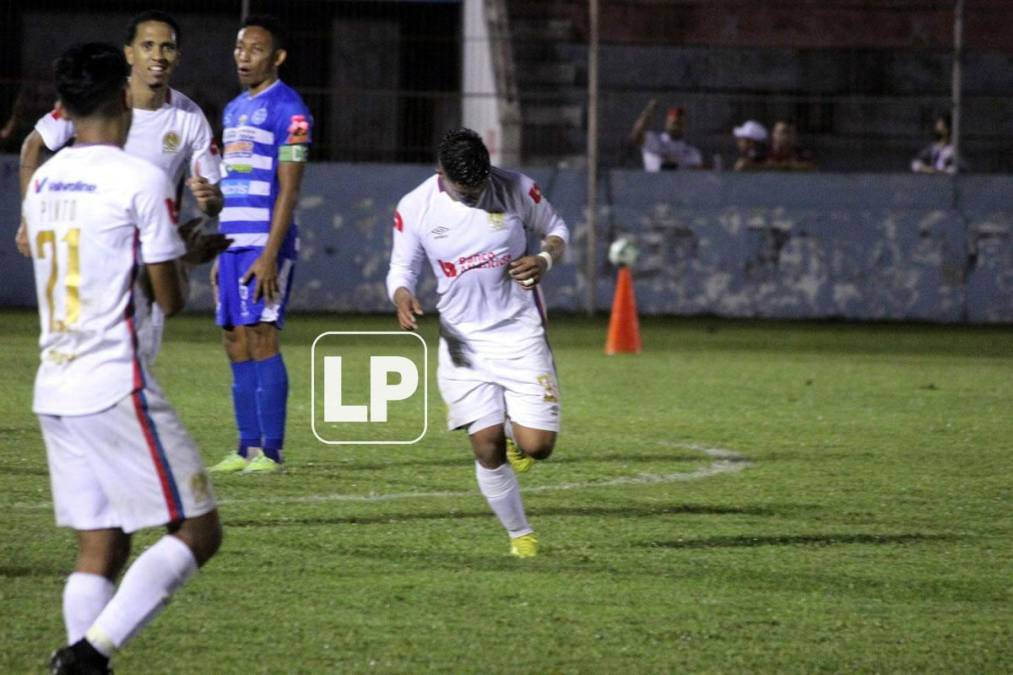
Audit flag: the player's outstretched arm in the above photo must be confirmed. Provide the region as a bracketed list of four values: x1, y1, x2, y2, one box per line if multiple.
[146, 260, 186, 317]
[393, 287, 424, 331]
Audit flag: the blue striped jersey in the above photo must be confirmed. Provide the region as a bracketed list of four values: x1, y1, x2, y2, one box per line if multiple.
[220, 80, 312, 248]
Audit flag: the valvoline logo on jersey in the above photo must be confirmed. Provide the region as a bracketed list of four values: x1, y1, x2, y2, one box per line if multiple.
[36, 178, 96, 193]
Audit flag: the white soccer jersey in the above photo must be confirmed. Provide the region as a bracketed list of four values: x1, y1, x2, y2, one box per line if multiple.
[386, 167, 569, 355]
[34, 88, 221, 191]
[23, 145, 185, 416]
[35, 89, 220, 364]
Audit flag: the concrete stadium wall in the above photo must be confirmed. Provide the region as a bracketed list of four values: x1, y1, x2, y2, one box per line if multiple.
[2, 155, 1011, 323]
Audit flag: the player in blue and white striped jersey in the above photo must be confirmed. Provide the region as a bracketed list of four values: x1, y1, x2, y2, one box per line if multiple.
[210, 15, 311, 475]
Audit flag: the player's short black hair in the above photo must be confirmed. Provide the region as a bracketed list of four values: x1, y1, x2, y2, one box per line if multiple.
[54, 43, 129, 118]
[437, 128, 491, 187]
[125, 10, 181, 46]
[242, 14, 287, 52]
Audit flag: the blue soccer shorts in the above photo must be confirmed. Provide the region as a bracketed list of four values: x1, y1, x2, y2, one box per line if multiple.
[215, 226, 298, 329]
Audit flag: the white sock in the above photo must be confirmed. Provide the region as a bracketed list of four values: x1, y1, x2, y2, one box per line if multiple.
[475, 461, 533, 538]
[85, 535, 197, 656]
[63, 572, 115, 643]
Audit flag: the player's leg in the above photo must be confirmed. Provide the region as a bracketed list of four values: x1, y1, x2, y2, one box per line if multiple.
[40, 414, 124, 646]
[243, 321, 287, 472]
[438, 338, 537, 557]
[52, 388, 221, 672]
[241, 232, 296, 474]
[499, 340, 561, 474]
[210, 248, 263, 473]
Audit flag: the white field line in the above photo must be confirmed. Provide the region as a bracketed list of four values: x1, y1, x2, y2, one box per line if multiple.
[8, 444, 751, 511]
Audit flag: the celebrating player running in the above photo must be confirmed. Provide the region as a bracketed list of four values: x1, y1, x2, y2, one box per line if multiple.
[387, 128, 568, 558]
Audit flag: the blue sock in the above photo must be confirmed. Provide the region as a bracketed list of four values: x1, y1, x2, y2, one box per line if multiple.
[255, 354, 288, 463]
[231, 361, 261, 457]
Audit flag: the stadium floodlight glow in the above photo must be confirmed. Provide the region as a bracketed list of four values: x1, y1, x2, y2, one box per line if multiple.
[311, 331, 428, 445]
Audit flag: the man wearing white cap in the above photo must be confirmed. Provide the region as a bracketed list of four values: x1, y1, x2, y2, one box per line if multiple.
[733, 120, 768, 171]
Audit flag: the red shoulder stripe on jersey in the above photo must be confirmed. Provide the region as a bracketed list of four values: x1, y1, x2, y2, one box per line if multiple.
[50, 108, 62, 120]
[394, 210, 404, 232]
[529, 184, 542, 204]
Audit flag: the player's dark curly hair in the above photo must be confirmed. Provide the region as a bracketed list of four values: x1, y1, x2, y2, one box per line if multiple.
[125, 10, 181, 46]
[243, 14, 288, 52]
[438, 128, 491, 187]
[54, 43, 130, 118]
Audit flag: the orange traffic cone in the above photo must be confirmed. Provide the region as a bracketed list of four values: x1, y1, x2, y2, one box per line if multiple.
[605, 266, 642, 355]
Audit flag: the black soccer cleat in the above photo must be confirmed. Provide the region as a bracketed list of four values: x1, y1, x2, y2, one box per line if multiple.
[48, 644, 111, 675]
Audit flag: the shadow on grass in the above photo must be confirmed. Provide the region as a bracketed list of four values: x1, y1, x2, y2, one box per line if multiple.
[642, 532, 960, 549]
[226, 502, 775, 529]
[0, 563, 68, 578]
[0, 464, 48, 477]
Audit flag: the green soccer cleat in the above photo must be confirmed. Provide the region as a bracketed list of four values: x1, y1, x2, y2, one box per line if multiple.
[208, 452, 250, 474]
[505, 437, 534, 474]
[242, 455, 284, 474]
[510, 532, 538, 558]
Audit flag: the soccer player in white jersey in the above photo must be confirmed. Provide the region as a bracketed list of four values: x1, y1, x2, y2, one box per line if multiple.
[387, 128, 568, 558]
[16, 11, 223, 364]
[22, 44, 222, 675]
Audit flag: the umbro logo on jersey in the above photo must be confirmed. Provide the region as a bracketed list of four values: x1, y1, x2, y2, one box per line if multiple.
[430, 226, 450, 239]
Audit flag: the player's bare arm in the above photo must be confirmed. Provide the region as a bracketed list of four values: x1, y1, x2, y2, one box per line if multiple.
[508, 235, 566, 289]
[393, 287, 424, 331]
[146, 260, 186, 317]
[241, 158, 304, 302]
[186, 160, 223, 216]
[16, 129, 49, 257]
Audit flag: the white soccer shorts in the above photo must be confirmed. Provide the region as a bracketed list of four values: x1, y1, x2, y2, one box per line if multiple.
[40, 383, 216, 533]
[437, 336, 561, 433]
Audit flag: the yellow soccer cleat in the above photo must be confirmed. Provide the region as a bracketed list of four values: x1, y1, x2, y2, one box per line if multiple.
[510, 533, 538, 558]
[241, 455, 285, 474]
[208, 452, 250, 474]
[506, 438, 534, 474]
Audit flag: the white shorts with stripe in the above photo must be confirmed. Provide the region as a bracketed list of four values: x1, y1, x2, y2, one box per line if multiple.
[437, 336, 561, 433]
[40, 383, 216, 533]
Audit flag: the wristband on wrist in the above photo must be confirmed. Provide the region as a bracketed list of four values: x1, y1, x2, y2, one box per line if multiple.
[537, 250, 553, 272]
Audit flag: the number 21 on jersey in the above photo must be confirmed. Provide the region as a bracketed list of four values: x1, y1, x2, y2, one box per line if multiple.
[35, 228, 81, 332]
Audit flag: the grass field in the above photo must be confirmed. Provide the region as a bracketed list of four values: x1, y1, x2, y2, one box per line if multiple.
[1, 309, 1011, 673]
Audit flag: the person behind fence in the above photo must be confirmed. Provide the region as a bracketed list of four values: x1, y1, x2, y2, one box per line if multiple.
[764, 120, 816, 171]
[629, 98, 703, 171]
[911, 113, 962, 175]
[733, 119, 768, 171]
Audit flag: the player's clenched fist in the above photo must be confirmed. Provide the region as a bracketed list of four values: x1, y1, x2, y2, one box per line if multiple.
[509, 252, 551, 290]
[393, 287, 424, 331]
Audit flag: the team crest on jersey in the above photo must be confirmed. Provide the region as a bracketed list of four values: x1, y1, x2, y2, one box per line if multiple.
[488, 212, 506, 231]
[239, 114, 248, 125]
[252, 107, 268, 125]
[162, 131, 181, 154]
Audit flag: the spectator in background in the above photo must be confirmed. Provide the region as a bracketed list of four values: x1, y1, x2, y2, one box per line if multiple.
[911, 113, 962, 174]
[629, 98, 703, 171]
[764, 120, 816, 171]
[733, 120, 768, 171]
